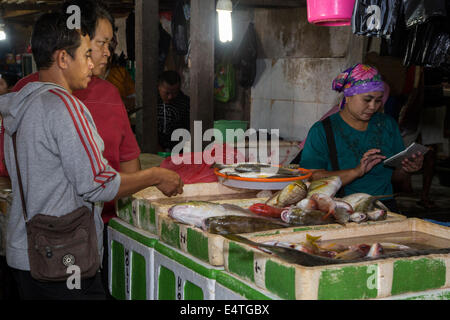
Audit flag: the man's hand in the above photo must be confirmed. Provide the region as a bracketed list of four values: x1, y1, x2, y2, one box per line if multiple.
[154, 167, 184, 197]
[401, 151, 424, 173]
[355, 149, 386, 178]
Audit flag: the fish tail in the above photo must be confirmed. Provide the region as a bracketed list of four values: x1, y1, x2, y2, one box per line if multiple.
[223, 234, 256, 247]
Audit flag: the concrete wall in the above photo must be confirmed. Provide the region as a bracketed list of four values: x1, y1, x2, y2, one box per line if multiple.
[251, 7, 365, 141]
[215, 7, 365, 142]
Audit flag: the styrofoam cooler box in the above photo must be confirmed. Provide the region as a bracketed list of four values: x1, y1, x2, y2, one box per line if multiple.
[108, 218, 158, 300]
[116, 196, 135, 225]
[379, 287, 450, 300]
[154, 241, 224, 300]
[215, 271, 282, 300]
[223, 218, 450, 300]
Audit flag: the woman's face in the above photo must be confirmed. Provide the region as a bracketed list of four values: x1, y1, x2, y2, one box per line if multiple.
[345, 91, 384, 122]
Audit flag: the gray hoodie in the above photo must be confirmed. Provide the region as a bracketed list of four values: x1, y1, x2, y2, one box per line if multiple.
[0, 82, 121, 271]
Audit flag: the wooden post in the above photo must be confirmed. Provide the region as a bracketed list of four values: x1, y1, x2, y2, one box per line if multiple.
[135, 0, 159, 153]
[190, 0, 215, 151]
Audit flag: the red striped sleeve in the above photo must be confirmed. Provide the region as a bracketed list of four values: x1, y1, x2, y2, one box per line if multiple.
[56, 89, 106, 172]
[72, 95, 106, 172]
[49, 89, 116, 184]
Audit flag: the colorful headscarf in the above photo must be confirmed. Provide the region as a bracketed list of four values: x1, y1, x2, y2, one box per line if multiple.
[332, 64, 385, 109]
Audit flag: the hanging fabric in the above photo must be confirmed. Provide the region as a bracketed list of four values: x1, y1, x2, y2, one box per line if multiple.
[171, 0, 189, 56]
[233, 22, 258, 88]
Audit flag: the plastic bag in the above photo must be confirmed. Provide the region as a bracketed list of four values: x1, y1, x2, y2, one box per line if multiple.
[403, 0, 447, 28]
[159, 144, 245, 184]
[234, 22, 258, 88]
[214, 63, 236, 103]
[171, 0, 189, 55]
[352, 0, 402, 37]
[403, 20, 450, 67]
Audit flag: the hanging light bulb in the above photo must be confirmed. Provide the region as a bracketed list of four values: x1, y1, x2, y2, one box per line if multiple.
[0, 21, 5, 41]
[216, 0, 232, 43]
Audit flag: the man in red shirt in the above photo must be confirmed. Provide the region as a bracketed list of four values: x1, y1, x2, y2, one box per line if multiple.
[11, 1, 175, 298]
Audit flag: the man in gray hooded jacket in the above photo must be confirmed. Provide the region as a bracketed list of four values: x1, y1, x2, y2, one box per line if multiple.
[0, 12, 182, 299]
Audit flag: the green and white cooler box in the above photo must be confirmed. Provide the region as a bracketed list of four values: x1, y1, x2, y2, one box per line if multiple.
[108, 218, 157, 300]
[223, 218, 450, 300]
[108, 217, 281, 300]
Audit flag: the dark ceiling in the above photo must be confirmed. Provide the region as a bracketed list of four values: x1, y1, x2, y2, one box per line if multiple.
[0, 0, 306, 25]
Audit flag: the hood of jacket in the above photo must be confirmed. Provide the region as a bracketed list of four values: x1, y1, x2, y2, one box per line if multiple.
[0, 82, 64, 136]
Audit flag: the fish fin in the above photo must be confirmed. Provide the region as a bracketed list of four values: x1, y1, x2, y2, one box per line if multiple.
[374, 200, 390, 212]
[265, 190, 281, 205]
[223, 234, 257, 246]
[306, 234, 322, 250]
[321, 208, 336, 221]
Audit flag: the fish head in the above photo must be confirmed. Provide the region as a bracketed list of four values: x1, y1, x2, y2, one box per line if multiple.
[334, 207, 350, 224]
[349, 212, 368, 223]
[280, 208, 293, 223]
[296, 198, 317, 210]
[367, 209, 387, 221]
[367, 243, 384, 258]
[310, 193, 336, 214]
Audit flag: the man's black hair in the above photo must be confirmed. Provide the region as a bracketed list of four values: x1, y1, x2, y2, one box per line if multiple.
[159, 70, 181, 86]
[62, 0, 115, 39]
[31, 12, 88, 70]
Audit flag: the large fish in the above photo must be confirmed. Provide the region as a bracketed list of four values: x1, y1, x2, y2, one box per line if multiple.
[224, 234, 345, 267]
[266, 180, 307, 208]
[306, 176, 342, 198]
[341, 193, 390, 213]
[202, 215, 290, 234]
[226, 234, 450, 267]
[280, 207, 335, 226]
[168, 201, 254, 228]
[217, 163, 304, 179]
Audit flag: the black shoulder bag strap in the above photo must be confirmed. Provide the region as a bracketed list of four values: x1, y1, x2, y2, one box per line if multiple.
[321, 117, 345, 198]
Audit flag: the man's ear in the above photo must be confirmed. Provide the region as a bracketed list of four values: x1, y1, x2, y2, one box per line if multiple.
[54, 49, 70, 70]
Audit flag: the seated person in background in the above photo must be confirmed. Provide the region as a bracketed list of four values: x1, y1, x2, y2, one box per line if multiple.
[157, 70, 190, 152]
[300, 64, 424, 212]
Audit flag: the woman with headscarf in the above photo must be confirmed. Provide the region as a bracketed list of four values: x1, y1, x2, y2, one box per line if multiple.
[300, 64, 424, 211]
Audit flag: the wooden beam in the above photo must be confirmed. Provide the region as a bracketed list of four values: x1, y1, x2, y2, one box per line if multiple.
[190, 0, 215, 150]
[235, 0, 306, 8]
[3, 10, 39, 18]
[0, 4, 57, 11]
[135, 0, 159, 153]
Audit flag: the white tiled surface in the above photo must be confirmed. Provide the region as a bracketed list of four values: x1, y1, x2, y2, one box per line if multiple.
[250, 58, 345, 141]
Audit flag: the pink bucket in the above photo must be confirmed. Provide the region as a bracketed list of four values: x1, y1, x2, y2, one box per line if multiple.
[307, 0, 356, 26]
